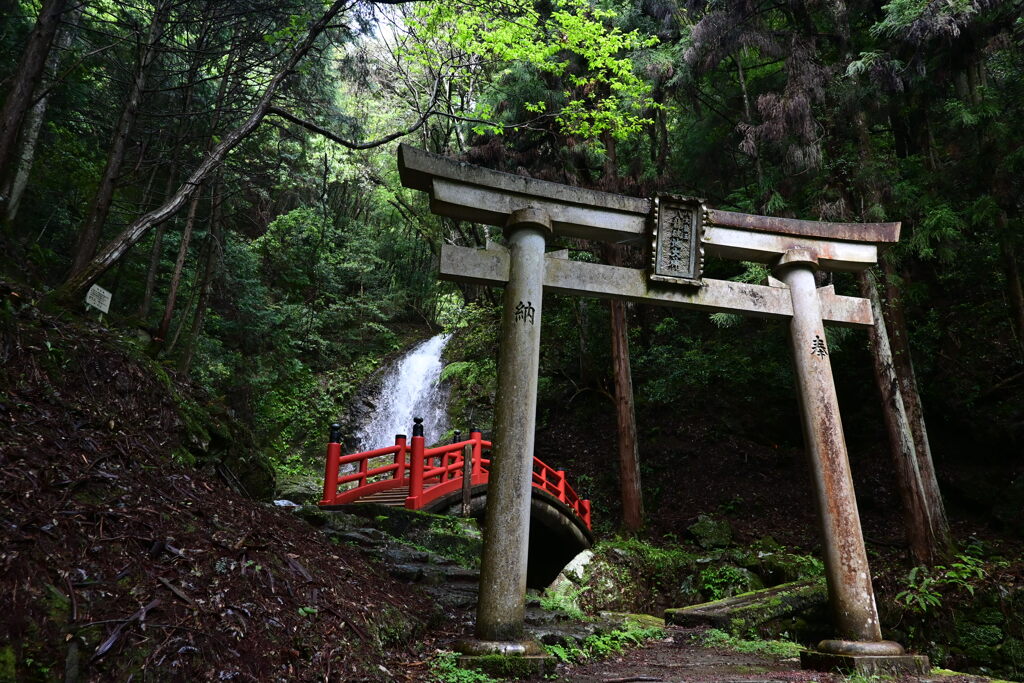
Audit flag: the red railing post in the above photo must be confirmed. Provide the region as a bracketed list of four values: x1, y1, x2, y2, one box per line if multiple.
[407, 417, 425, 508]
[394, 434, 407, 480]
[461, 442, 473, 516]
[445, 431, 461, 482]
[470, 428, 483, 477]
[358, 454, 369, 486]
[556, 469, 566, 501]
[319, 423, 342, 505]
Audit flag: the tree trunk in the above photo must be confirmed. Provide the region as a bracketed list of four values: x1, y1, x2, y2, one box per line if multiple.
[2, 5, 79, 229]
[51, 0, 359, 304]
[734, 52, 764, 190]
[154, 188, 201, 346]
[879, 258, 954, 562]
[997, 212, 1024, 353]
[137, 44, 208, 321]
[0, 0, 68, 193]
[849, 100, 951, 563]
[139, 206, 170, 319]
[179, 175, 222, 373]
[576, 299, 590, 383]
[69, 4, 166, 277]
[858, 269, 935, 564]
[603, 243, 643, 532]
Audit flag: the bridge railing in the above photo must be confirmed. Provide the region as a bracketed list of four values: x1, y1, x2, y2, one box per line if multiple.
[408, 430, 490, 508]
[532, 460, 592, 529]
[319, 421, 590, 529]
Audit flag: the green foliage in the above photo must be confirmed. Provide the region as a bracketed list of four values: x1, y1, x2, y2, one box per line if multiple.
[428, 651, 499, 683]
[695, 628, 803, 658]
[896, 551, 989, 614]
[600, 537, 697, 590]
[840, 674, 891, 683]
[441, 303, 500, 429]
[698, 565, 756, 600]
[407, 0, 658, 140]
[539, 583, 589, 620]
[870, 0, 978, 38]
[544, 624, 665, 664]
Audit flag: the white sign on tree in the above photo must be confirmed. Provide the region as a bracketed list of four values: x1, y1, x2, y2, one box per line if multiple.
[85, 284, 112, 314]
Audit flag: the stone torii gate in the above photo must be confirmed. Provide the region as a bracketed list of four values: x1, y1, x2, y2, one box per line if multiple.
[397, 144, 927, 674]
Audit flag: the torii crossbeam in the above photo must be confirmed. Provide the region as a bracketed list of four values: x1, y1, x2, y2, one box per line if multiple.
[398, 144, 927, 674]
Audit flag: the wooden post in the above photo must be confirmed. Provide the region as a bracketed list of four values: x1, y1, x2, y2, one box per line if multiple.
[406, 417, 425, 508]
[446, 431, 461, 483]
[358, 454, 368, 487]
[471, 428, 483, 477]
[319, 423, 342, 505]
[461, 443, 473, 516]
[394, 434, 407, 481]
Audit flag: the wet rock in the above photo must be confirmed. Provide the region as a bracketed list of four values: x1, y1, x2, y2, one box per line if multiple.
[275, 474, 323, 505]
[388, 564, 424, 582]
[425, 583, 478, 609]
[355, 527, 389, 542]
[382, 547, 430, 564]
[335, 531, 377, 545]
[441, 567, 480, 583]
[548, 549, 594, 593]
[688, 514, 733, 548]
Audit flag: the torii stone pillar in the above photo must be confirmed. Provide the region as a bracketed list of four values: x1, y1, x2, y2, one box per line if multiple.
[777, 250, 922, 672]
[778, 252, 883, 637]
[475, 208, 551, 646]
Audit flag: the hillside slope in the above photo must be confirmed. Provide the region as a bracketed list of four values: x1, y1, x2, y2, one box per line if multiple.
[0, 289, 435, 681]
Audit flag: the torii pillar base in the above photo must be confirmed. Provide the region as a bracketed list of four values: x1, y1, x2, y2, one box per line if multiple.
[801, 640, 929, 676]
[455, 639, 554, 679]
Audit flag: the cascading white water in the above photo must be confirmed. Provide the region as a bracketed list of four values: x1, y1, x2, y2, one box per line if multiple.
[355, 333, 452, 450]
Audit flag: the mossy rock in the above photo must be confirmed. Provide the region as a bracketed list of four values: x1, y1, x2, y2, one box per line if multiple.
[369, 604, 423, 648]
[751, 551, 824, 584]
[276, 473, 323, 504]
[457, 653, 553, 678]
[604, 612, 665, 629]
[340, 504, 482, 568]
[688, 514, 732, 549]
[697, 565, 764, 601]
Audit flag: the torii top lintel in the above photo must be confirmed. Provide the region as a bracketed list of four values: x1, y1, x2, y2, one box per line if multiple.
[398, 144, 900, 273]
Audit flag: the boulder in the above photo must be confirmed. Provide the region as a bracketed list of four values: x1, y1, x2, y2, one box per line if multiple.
[688, 514, 733, 548]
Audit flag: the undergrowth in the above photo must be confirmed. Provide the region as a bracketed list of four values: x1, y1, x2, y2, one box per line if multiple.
[428, 651, 499, 683]
[694, 628, 803, 658]
[544, 624, 665, 664]
[539, 583, 589, 620]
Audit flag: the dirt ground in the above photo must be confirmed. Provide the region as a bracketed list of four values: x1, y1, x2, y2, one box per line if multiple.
[550, 626, 992, 683]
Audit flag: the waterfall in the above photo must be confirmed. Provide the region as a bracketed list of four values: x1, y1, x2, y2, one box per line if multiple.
[354, 333, 452, 449]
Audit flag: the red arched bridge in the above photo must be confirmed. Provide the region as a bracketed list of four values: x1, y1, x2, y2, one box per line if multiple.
[319, 418, 593, 586]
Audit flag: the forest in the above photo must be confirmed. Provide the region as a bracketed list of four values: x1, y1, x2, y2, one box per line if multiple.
[1, 0, 1023, 680]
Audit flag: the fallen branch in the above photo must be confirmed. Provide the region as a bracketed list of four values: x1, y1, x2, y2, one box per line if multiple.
[157, 577, 196, 609]
[91, 598, 161, 662]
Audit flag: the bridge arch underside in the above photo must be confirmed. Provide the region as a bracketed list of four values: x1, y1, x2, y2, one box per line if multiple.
[429, 485, 594, 589]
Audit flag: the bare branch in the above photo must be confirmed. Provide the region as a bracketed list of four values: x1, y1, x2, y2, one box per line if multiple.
[266, 76, 442, 150]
